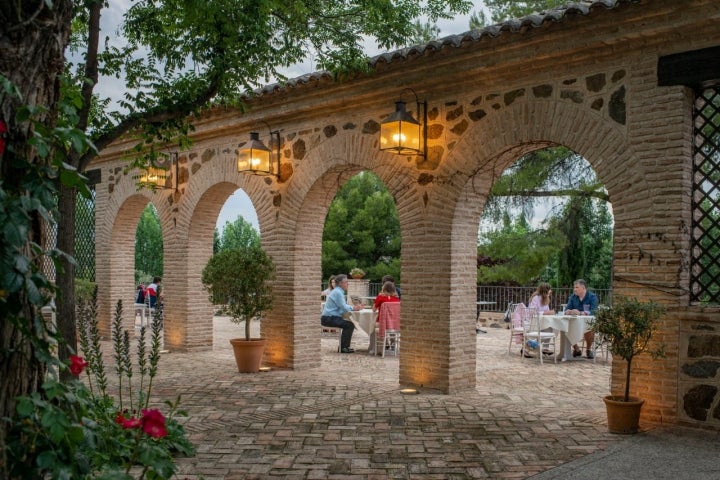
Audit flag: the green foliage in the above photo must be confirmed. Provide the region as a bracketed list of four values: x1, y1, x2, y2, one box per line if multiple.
[135, 204, 164, 278]
[408, 20, 441, 44]
[556, 196, 586, 287]
[216, 216, 260, 253]
[593, 297, 666, 401]
[322, 172, 401, 282]
[7, 298, 194, 478]
[477, 213, 566, 285]
[483, 0, 568, 24]
[350, 267, 365, 278]
[74, 278, 98, 307]
[62, 0, 472, 177]
[202, 246, 275, 341]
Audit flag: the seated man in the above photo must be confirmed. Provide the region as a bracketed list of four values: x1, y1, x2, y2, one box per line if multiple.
[564, 278, 599, 358]
[321, 274, 363, 353]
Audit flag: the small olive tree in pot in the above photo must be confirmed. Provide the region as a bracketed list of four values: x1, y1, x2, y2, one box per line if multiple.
[592, 296, 665, 433]
[202, 245, 275, 372]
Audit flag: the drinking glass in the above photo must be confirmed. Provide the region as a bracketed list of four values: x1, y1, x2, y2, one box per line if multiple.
[583, 304, 591, 315]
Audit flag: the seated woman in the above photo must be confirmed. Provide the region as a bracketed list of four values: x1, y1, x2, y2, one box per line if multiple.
[321, 275, 336, 300]
[528, 282, 555, 315]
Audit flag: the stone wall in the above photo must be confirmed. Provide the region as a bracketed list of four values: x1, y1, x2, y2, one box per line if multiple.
[90, 0, 720, 428]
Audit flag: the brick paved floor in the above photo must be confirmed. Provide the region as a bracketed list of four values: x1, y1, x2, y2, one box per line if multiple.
[132, 317, 625, 479]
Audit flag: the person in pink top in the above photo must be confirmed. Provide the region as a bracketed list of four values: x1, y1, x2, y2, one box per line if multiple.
[528, 282, 556, 316]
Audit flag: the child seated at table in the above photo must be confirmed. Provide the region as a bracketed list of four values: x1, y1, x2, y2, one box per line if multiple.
[373, 281, 400, 313]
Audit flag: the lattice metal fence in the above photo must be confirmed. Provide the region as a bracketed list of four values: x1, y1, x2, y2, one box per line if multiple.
[40, 189, 96, 282]
[691, 86, 720, 304]
[75, 189, 96, 281]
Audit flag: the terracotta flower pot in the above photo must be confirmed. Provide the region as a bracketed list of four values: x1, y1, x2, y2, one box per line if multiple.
[229, 338, 267, 373]
[603, 395, 644, 434]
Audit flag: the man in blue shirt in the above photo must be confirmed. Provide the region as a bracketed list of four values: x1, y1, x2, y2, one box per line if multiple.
[321, 274, 363, 353]
[564, 279, 599, 359]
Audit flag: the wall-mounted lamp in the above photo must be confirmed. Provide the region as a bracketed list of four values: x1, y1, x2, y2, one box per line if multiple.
[237, 122, 280, 178]
[135, 152, 178, 191]
[379, 88, 427, 157]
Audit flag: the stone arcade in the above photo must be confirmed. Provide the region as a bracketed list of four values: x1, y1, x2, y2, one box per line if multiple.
[89, 0, 720, 429]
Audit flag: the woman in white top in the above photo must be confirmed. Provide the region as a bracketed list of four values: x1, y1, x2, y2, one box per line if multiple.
[528, 282, 556, 315]
[321, 275, 336, 299]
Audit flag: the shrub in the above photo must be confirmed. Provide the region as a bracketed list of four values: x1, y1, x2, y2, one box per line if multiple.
[7, 299, 194, 478]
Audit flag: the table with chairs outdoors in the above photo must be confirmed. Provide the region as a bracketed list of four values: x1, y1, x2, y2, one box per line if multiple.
[507, 303, 605, 364]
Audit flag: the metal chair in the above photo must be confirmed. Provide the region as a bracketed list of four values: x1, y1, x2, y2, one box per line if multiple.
[377, 302, 401, 357]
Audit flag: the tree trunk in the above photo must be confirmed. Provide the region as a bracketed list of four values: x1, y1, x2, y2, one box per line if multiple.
[57, 182, 78, 380]
[0, 0, 74, 468]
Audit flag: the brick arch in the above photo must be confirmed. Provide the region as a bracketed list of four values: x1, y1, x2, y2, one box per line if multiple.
[443, 99, 634, 201]
[261, 129, 421, 369]
[96, 170, 163, 336]
[162, 154, 272, 350]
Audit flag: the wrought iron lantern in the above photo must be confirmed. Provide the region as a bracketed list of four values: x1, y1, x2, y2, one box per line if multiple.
[237, 123, 280, 178]
[379, 88, 427, 156]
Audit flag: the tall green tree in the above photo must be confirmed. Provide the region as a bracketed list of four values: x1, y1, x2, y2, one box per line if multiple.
[409, 20, 441, 44]
[477, 212, 565, 285]
[216, 216, 260, 253]
[1, 0, 472, 457]
[322, 172, 401, 281]
[469, 0, 568, 31]
[135, 204, 164, 280]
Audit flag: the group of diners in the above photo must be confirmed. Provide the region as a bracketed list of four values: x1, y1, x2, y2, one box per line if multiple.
[320, 274, 400, 354]
[524, 278, 599, 359]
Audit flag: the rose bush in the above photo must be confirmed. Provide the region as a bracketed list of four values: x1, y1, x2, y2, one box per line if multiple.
[6, 298, 194, 479]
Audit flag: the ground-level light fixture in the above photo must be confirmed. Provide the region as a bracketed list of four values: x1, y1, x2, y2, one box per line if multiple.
[237, 121, 280, 178]
[379, 88, 427, 157]
[400, 388, 419, 395]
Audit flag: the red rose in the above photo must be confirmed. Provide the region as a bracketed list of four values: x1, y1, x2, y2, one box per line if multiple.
[69, 355, 89, 376]
[141, 408, 167, 438]
[115, 412, 141, 429]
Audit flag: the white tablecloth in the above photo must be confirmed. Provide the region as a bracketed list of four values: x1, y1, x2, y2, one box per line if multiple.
[350, 309, 377, 336]
[542, 314, 595, 360]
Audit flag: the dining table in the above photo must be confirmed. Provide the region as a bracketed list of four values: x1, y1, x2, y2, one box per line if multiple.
[540, 314, 595, 361]
[349, 308, 378, 354]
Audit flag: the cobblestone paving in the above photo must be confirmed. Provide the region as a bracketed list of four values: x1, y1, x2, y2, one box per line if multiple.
[136, 318, 622, 479]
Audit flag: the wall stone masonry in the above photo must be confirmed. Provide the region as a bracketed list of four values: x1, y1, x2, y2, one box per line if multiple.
[90, 0, 720, 429]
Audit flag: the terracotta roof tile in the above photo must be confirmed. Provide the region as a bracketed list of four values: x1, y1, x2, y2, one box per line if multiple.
[255, 0, 634, 96]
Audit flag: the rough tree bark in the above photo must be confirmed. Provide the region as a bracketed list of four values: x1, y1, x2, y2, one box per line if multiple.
[0, 0, 73, 466]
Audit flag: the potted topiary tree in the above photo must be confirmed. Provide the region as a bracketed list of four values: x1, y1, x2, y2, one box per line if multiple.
[592, 296, 666, 434]
[201, 245, 275, 373]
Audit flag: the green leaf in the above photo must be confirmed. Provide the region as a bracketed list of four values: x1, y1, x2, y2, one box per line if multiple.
[16, 396, 34, 416]
[36, 450, 58, 469]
